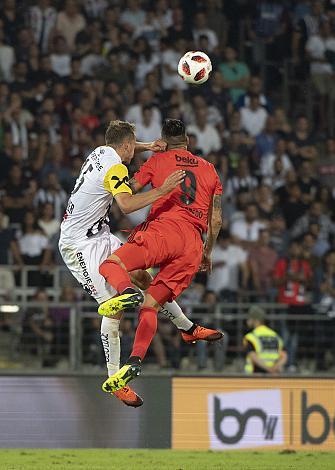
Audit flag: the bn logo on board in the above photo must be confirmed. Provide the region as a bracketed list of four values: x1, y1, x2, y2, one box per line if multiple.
[208, 390, 284, 449]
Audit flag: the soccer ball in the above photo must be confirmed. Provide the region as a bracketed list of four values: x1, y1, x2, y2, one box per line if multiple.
[177, 51, 212, 85]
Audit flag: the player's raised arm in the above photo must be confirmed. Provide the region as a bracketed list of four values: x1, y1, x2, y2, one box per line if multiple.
[114, 170, 185, 215]
[199, 194, 222, 273]
[135, 140, 167, 154]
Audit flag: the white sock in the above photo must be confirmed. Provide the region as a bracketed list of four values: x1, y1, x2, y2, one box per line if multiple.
[100, 316, 120, 377]
[160, 301, 194, 331]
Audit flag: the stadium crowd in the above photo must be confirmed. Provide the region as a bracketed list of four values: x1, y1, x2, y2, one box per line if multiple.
[0, 0, 335, 372]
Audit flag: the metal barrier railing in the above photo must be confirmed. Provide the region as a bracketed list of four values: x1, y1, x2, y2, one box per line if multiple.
[0, 300, 333, 374]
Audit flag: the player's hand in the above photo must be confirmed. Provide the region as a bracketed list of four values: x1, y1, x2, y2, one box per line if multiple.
[158, 170, 185, 195]
[199, 251, 212, 273]
[149, 139, 167, 152]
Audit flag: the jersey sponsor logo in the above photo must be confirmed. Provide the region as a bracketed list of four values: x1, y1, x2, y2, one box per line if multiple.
[185, 206, 203, 219]
[91, 151, 103, 171]
[208, 390, 284, 449]
[175, 154, 199, 167]
[160, 308, 177, 321]
[111, 175, 131, 190]
[76, 251, 98, 296]
[100, 332, 110, 362]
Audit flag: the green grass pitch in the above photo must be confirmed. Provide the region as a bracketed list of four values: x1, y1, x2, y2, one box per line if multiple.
[0, 449, 334, 470]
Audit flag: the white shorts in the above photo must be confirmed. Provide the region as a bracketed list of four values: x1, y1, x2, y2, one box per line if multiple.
[59, 227, 122, 304]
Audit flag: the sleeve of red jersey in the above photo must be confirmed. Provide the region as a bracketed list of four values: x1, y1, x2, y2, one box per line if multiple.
[133, 155, 156, 187]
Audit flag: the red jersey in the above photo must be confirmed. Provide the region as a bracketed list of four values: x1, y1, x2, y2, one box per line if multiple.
[273, 258, 312, 305]
[134, 149, 223, 233]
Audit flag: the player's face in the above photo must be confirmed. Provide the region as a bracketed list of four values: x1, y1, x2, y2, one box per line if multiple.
[123, 137, 136, 164]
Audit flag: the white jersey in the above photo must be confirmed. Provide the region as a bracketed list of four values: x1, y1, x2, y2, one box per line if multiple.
[60, 145, 132, 242]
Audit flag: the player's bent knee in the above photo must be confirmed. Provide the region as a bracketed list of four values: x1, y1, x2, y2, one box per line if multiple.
[131, 269, 152, 290]
[147, 283, 173, 307]
[99, 256, 124, 278]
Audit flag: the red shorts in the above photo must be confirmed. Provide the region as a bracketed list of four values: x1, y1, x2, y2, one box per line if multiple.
[114, 218, 203, 302]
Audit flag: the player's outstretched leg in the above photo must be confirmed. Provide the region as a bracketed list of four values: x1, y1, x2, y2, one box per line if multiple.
[181, 324, 224, 344]
[100, 316, 143, 406]
[102, 305, 157, 392]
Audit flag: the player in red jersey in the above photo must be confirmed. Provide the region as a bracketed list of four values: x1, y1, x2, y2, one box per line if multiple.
[98, 119, 223, 392]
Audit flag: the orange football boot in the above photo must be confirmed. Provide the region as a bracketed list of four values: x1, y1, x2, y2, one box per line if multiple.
[181, 325, 224, 344]
[113, 386, 143, 408]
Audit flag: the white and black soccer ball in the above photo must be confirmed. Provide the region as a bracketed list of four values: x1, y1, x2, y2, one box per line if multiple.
[177, 51, 212, 85]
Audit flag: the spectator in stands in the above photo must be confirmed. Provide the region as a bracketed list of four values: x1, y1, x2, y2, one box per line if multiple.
[21, 288, 54, 365]
[236, 75, 272, 112]
[0, 204, 13, 264]
[297, 161, 321, 205]
[56, 0, 86, 52]
[318, 137, 335, 188]
[292, 0, 324, 65]
[0, 0, 25, 46]
[249, 228, 278, 299]
[0, 19, 15, 82]
[231, 203, 267, 249]
[207, 230, 249, 301]
[287, 115, 317, 168]
[226, 159, 258, 201]
[281, 183, 308, 230]
[187, 106, 221, 155]
[50, 35, 71, 77]
[161, 38, 188, 92]
[2, 164, 32, 224]
[192, 290, 228, 371]
[10, 210, 53, 286]
[37, 202, 60, 245]
[269, 212, 289, 257]
[273, 240, 313, 370]
[34, 172, 67, 221]
[291, 200, 335, 243]
[134, 38, 160, 88]
[219, 46, 250, 104]
[240, 94, 268, 138]
[243, 306, 287, 374]
[136, 105, 162, 160]
[306, 19, 335, 130]
[247, 0, 291, 66]
[192, 11, 219, 52]
[261, 139, 293, 188]
[254, 184, 274, 221]
[28, 0, 57, 54]
[167, 6, 191, 42]
[125, 87, 161, 127]
[273, 107, 292, 137]
[120, 0, 146, 33]
[255, 116, 278, 159]
[203, 71, 233, 127]
[223, 131, 249, 171]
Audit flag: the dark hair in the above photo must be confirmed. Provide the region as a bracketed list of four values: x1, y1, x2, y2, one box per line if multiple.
[161, 119, 186, 139]
[105, 120, 135, 146]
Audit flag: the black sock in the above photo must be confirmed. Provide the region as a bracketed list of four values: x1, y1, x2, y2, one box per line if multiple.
[127, 356, 142, 366]
[182, 323, 197, 334]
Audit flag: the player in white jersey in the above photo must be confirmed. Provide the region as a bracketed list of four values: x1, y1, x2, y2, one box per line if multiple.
[59, 120, 220, 407]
